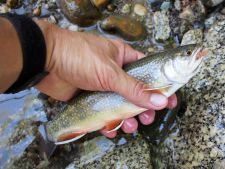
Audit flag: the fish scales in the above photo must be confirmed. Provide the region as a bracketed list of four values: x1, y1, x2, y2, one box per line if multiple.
[45, 44, 206, 144]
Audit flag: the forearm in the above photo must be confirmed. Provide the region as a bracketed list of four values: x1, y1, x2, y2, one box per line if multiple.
[0, 17, 22, 92]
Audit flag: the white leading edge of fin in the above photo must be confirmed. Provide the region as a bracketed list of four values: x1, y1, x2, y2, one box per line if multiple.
[55, 134, 86, 145]
[107, 120, 125, 133]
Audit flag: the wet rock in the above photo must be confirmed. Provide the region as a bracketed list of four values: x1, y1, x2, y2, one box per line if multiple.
[6, 0, 18, 8]
[181, 29, 203, 46]
[174, 0, 181, 11]
[68, 25, 79, 32]
[48, 15, 58, 24]
[179, 0, 206, 23]
[58, 0, 102, 27]
[153, 11, 171, 41]
[204, 0, 225, 7]
[133, 3, 147, 17]
[154, 14, 225, 168]
[160, 1, 171, 10]
[66, 136, 152, 169]
[121, 3, 131, 14]
[106, 4, 116, 12]
[33, 7, 41, 16]
[100, 15, 147, 41]
[91, 0, 110, 9]
[0, 4, 10, 13]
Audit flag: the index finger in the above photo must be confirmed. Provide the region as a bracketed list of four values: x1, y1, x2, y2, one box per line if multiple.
[110, 39, 145, 65]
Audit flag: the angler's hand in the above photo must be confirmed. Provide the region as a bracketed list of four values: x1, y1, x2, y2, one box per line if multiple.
[35, 20, 177, 138]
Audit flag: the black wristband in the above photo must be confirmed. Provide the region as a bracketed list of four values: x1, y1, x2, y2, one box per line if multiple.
[0, 13, 48, 94]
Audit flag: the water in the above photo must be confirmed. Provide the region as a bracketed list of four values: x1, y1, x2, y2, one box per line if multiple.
[0, 89, 47, 168]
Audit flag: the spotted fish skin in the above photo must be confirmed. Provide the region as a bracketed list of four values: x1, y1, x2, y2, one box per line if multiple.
[46, 44, 205, 143]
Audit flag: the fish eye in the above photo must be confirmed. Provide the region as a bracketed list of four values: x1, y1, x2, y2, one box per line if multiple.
[186, 50, 192, 56]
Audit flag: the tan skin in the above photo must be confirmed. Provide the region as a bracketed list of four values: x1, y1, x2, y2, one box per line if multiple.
[0, 18, 177, 138]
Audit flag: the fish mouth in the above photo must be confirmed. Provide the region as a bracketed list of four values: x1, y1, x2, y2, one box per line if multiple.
[162, 46, 207, 85]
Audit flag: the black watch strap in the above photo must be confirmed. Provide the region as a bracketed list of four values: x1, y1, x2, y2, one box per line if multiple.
[0, 13, 48, 94]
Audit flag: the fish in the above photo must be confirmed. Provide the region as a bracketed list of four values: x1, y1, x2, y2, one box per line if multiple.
[45, 44, 207, 145]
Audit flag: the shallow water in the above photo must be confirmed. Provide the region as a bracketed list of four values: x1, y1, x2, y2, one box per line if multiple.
[0, 89, 47, 168]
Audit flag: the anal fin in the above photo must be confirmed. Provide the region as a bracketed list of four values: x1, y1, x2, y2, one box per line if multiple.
[56, 132, 86, 145]
[105, 120, 124, 133]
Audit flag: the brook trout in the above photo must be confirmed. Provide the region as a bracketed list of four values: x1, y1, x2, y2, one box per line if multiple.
[45, 44, 207, 145]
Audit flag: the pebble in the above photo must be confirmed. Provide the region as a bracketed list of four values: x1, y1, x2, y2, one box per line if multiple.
[181, 29, 203, 46]
[6, 0, 18, 8]
[205, 0, 225, 7]
[121, 3, 131, 14]
[160, 1, 171, 10]
[33, 7, 41, 16]
[133, 4, 147, 17]
[0, 4, 10, 13]
[153, 11, 171, 41]
[174, 0, 181, 11]
[210, 147, 218, 158]
[179, 0, 205, 23]
[48, 15, 57, 24]
[68, 25, 79, 32]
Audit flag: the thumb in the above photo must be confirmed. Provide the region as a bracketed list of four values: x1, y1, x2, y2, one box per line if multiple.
[111, 69, 168, 110]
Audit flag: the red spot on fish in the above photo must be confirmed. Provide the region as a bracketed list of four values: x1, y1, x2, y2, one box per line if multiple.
[104, 120, 123, 131]
[57, 132, 86, 142]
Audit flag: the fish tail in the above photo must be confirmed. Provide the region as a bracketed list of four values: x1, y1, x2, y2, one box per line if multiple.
[38, 124, 57, 159]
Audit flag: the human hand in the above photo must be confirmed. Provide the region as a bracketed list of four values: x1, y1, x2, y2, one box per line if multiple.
[35, 20, 177, 138]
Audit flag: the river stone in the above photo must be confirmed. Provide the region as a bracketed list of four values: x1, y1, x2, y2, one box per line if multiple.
[121, 3, 131, 14]
[66, 135, 152, 169]
[205, 0, 225, 7]
[153, 13, 225, 168]
[153, 11, 171, 41]
[181, 29, 203, 45]
[133, 3, 147, 16]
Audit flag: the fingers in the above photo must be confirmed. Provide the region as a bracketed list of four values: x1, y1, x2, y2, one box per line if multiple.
[167, 94, 177, 109]
[111, 70, 168, 110]
[121, 118, 138, 133]
[138, 110, 155, 125]
[99, 129, 117, 138]
[110, 39, 145, 65]
[99, 117, 138, 138]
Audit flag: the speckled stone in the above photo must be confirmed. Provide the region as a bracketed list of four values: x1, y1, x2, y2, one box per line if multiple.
[66, 135, 152, 169]
[153, 11, 171, 41]
[156, 13, 225, 168]
[181, 29, 203, 45]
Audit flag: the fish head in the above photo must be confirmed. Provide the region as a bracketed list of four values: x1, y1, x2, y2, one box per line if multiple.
[162, 44, 208, 85]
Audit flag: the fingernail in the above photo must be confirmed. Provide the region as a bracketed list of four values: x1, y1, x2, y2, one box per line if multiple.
[149, 93, 167, 107]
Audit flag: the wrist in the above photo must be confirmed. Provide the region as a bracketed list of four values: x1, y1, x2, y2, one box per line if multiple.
[34, 19, 56, 72]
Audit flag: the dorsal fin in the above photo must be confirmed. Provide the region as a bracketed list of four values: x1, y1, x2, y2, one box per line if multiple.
[55, 132, 86, 145]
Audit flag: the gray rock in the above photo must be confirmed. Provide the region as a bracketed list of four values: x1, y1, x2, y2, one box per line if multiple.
[160, 1, 171, 10]
[133, 3, 147, 17]
[155, 14, 225, 168]
[153, 11, 171, 41]
[66, 136, 152, 169]
[205, 0, 224, 7]
[121, 3, 131, 14]
[174, 0, 181, 11]
[181, 29, 203, 45]
[179, 0, 205, 23]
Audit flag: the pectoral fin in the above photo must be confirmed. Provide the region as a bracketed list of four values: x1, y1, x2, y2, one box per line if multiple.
[143, 84, 173, 93]
[56, 132, 86, 145]
[105, 120, 124, 133]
